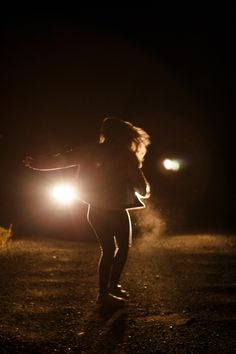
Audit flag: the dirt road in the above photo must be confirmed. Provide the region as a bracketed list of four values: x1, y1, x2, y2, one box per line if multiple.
[0, 233, 236, 353]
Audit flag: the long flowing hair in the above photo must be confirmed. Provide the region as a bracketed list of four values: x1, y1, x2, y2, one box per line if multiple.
[99, 117, 151, 167]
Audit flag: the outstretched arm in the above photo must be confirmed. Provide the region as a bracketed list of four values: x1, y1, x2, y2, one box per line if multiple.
[23, 148, 81, 171]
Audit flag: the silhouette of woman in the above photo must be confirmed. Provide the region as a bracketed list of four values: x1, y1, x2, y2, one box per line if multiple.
[24, 117, 151, 306]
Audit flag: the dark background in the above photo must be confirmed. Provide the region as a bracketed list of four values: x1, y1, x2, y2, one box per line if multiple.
[0, 8, 235, 236]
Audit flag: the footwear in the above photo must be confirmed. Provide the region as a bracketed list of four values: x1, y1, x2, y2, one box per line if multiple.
[96, 293, 125, 306]
[109, 285, 129, 299]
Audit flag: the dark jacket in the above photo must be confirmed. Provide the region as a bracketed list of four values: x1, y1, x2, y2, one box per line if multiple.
[78, 143, 149, 210]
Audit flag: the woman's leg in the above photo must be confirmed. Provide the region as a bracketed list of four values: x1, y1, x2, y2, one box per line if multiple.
[87, 206, 116, 296]
[98, 234, 116, 296]
[110, 210, 131, 288]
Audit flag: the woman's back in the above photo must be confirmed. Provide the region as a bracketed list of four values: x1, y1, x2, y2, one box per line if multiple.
[78, 142, 144, 209]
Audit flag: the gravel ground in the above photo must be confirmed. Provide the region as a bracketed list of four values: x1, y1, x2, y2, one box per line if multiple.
[0, 233, 236, 353]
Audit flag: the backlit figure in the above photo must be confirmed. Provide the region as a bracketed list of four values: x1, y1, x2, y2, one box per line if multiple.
[24, 117, 151, 307]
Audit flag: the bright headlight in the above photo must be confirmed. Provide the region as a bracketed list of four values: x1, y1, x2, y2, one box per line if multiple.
[52, 185, 77, 204]
[163, 158, 181, 171]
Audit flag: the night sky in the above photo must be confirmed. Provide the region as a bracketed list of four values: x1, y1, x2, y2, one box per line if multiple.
[0, 8, 235, 234]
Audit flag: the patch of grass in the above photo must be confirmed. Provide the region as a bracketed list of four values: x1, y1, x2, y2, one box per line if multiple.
[0, 224, 13, 247]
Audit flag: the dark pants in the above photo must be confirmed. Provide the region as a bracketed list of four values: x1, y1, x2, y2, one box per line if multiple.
[87, 206, 131, 295]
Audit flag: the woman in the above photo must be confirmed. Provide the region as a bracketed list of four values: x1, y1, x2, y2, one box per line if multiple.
[24, 117, 151, 306]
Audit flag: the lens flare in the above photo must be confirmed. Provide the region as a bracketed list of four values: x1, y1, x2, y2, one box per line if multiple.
[52, 185, 76, 204]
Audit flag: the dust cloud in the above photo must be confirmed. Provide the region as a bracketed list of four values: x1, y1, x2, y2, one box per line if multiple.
[131, 202, 166, 251]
